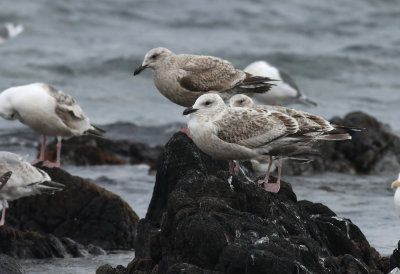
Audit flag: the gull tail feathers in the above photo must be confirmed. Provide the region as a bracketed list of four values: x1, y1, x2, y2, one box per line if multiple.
[236, 74, 277, 94]
[85, 124, 106, 137]
[297, 96, 317, 107]
[35, 181, 65, 195]
[331, 124, 364, 132]
[315, 133, 352, 141]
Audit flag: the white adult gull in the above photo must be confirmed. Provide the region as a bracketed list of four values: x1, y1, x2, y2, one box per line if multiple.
[391, 173, 400, 217]
[133, 47, 275, 107]
[244, 61, 316, 106]
[0, 151, 64, 226]
[183, 94, 352, 193]
[0, 83, 105, 167]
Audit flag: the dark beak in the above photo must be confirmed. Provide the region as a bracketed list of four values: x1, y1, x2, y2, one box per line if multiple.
[183, 107, 198, 115]
[133, 64, 148, 76]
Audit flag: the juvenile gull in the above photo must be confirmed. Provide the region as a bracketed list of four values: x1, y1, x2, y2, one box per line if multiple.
[134, 47, 275, 107]
[0, 83, 105, 167]
[0, 151, 64, 226]
[244, 61, 316, 106]
[229, 94, 356, 190]
[391, 173, 400, 217]
[184, 94, 352, 193]
[0, 23, 24, 45]
[229, 94, 350, 137]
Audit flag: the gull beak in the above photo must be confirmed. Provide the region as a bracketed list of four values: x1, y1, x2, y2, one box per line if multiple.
[392, 180, 400, 188]
[183, 107, 198, 115]
[133, 64, 148, 76]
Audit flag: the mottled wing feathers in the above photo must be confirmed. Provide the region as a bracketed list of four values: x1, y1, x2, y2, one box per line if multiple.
[44, 84, 76, 106]
[0, 171, 12, 191]
[215, 109, 298, 148]
[178, 55, 244, 92]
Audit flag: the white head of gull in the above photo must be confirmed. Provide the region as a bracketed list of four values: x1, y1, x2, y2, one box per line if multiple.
[0, 83, 105, 167]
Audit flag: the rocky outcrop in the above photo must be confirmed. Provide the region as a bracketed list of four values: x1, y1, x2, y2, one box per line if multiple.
[0, 254, 24, 274]
[5, 166, 139, 252]
[120, 132, 389, 273]
[0, 226, 105, 259]
[43, 136, 163, 168]
[273, 111, 400, 175]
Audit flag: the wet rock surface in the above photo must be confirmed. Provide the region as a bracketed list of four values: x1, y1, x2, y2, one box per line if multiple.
[3, 166, 139, 256]
[0, 226, 105, 259]
[122, 132, 389, 274]
[0, 254, 24, 274]
[43, 135, 163, 167]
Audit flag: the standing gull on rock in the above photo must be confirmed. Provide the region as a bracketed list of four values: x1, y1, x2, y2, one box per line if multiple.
[0, 83, 105, 167]
[134, 47, 275, 107]
[391, 173, 400, 217]
[0, 151, 64, 226]
[184, 94, 351, 193]
[244, 61, 316, 106]
[229, 94, 356, 188]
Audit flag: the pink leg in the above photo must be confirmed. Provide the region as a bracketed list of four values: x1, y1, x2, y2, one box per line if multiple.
[233, 161, 240, 176]
[181, 127, 191, 138]
[263, 158, 282, 193]
[258, 156, 273, 185]
[43, 137, 62, 168]
[31, 136, 46, 165]
[0, 200, 8, 226]
[229, 160, 235, 174]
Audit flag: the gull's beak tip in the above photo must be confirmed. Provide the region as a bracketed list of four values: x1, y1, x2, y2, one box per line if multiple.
[183, 107, 198, 116]
[133, 64, 147, 76]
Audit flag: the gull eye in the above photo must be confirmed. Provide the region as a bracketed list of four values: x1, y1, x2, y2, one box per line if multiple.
[239, 100, 244, 103]
[151, 54, 159, 59]
[204, 100, 212, 106]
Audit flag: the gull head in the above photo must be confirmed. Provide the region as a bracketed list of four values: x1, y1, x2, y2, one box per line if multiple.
[229, 94, 255, 108]
[183, 93, 226, 118]
[0, 92, 18, 120]
[134, 47, 173, 75]
[392, 173, 400, 189]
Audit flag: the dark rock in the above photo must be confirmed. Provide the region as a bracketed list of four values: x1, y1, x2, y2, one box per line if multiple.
[0, 223, 107, 259]
[0, 227, 66, 258]
[43, 135, 163, 168]
[6, 167, 139, 251]
[96, 264, 127, 274]
[0, 254, 24, 274]
[279, 111, 400, 175]
[126, 132, 387, 273]
[87, 244, 107, 255]
[390, 241, 400, 270]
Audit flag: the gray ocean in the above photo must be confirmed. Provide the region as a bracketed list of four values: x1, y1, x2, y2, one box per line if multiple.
[1, 0, 400, 273]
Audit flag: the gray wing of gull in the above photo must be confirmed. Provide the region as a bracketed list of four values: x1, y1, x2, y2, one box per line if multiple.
[278, 69, 300, 93]
[41, 84, 90, 130]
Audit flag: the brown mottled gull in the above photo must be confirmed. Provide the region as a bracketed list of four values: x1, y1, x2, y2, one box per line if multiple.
[134, 47, 275, 107]
[229, 94, 358, 191]
[0, 83, 105, 167]
[184, 94, 352, 193]
[244, 61, 317, 106]
[0, 151, 64, 226]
